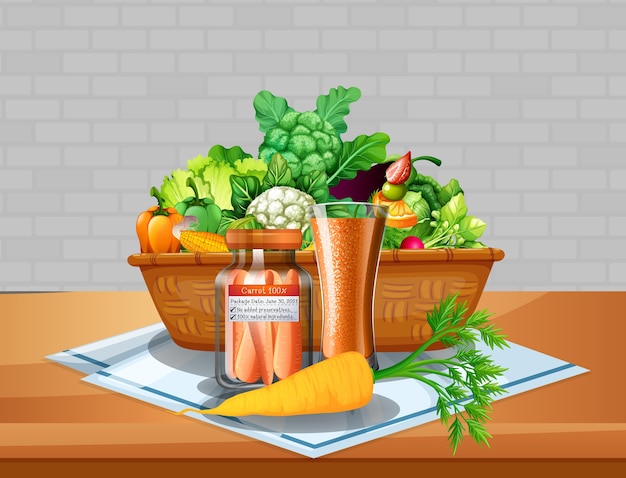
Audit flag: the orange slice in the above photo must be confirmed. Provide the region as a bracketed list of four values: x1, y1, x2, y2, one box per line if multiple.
[372, 191, 418, 228]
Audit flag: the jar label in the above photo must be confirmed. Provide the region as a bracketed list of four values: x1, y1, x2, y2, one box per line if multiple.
[227, 284, 299, 322]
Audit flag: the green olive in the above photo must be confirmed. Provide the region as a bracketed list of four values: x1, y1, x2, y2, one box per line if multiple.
[382, 181, 407, 201]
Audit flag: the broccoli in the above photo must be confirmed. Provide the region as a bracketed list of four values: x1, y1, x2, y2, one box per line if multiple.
[258, 110, 342, 178]
[253, 87, 392, 188]
[254, 87, 364, 179]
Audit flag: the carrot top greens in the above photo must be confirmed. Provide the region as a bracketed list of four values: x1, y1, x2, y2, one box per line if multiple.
[373, 293, 509, 455]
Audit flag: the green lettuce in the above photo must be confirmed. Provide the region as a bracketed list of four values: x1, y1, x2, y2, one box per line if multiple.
[168, 147, 269, 212]
[159, 168, 212, 209]
[234, 157, 268, 183]
[196, 159, 239, 210]
[402, 191, 434, 239]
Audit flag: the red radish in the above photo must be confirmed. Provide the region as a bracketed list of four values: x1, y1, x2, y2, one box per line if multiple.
[400, 236, 425, 249]
[385, 151, 412, 185]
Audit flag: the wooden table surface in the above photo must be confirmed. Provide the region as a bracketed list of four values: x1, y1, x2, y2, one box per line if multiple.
[1, 290, 625, 475]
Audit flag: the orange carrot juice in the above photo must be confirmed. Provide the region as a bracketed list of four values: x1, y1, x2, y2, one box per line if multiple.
[310, 215, 386, 368]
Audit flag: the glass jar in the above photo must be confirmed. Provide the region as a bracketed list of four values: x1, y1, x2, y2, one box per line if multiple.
[214, 228, 312, 390]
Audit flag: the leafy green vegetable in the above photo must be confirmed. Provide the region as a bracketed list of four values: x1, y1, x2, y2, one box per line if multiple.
[262, 153, 296, 191]
[438, 178, 464, 206]
[217, 209, 239, 235]
[458, 215, 487, 242]
[301, 226, 314, 249]
[382, 226, 407, 249]
[407, 183, 441, 212]
[185, 150, 269, 212]
[373, 293, 509, 455]
[159, 168, 212, 209]
[399, 191, 434, 239]
[412, 173, 442, 193]
[315, 86, 361, 135]
[230, 175, 262, 218]
[254, 90, 294, 133]
[327, 132, 391, 187]
[207, 144, 252, 165]
[296, 169, 329, 204]
[197, 160, 240, 211]
[441, 191, 468, 226]
[233, 157, 268, 184]
[422, 193, 486, 248]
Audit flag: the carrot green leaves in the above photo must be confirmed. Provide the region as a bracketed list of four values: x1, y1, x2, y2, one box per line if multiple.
[373, 293, 509, 455]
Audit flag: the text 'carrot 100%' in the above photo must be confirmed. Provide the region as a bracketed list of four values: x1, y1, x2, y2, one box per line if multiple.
[214, 228, 313, 390]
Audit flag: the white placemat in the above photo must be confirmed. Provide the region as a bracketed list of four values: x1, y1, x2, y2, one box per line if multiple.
[47, 323, 588, 458]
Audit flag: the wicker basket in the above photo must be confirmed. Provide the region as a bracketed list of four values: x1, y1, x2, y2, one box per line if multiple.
[128, 247, 504, 352]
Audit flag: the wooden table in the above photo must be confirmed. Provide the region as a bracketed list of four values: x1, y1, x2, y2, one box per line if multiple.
[1, 291, 625, 475]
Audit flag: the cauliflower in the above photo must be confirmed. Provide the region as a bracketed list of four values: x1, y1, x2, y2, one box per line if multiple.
[246, 186, 315, 232]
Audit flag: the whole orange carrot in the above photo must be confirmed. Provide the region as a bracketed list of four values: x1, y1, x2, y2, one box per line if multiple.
[177, 351, 373, 417]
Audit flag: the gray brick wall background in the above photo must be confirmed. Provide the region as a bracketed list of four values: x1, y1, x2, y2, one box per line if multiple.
[0, 0, 625, 292]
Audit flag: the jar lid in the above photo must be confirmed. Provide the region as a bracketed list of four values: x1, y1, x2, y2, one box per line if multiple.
[225, 229, 303, 250]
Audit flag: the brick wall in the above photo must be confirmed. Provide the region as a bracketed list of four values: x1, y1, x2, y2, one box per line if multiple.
[1, 0, 625, 291]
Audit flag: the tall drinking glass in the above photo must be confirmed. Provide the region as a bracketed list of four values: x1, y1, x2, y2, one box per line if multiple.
[307, 202, 388, 369]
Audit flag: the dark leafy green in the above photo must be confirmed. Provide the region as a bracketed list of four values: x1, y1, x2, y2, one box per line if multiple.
[262, 153, 296, 190]
[230, 175, 262, 218]
[207, 144, 252, 165]
[438, 178, 464, 206]
[315, 86, 361, 136]
[217, 209, 239, 235]
[295, 169, 329, 204]
[253, 90, 294, 133]
[407, 183, 441, 212]
[327, 132, 390, 187]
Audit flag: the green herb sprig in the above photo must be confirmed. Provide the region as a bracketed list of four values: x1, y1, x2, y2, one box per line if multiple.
[373, 293, 509, 454]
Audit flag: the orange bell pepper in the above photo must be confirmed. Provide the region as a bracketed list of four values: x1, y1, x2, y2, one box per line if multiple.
[136, 187, 184, 253]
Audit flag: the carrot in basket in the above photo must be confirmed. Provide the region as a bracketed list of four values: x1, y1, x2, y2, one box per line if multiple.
[174, 293, 510, 455]
[273, 268, 302, 380]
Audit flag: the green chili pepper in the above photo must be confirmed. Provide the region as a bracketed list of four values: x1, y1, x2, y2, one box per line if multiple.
[174, 177, 222, 234]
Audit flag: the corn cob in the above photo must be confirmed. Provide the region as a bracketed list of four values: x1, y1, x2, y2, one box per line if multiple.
[180, 230, 229, 253]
